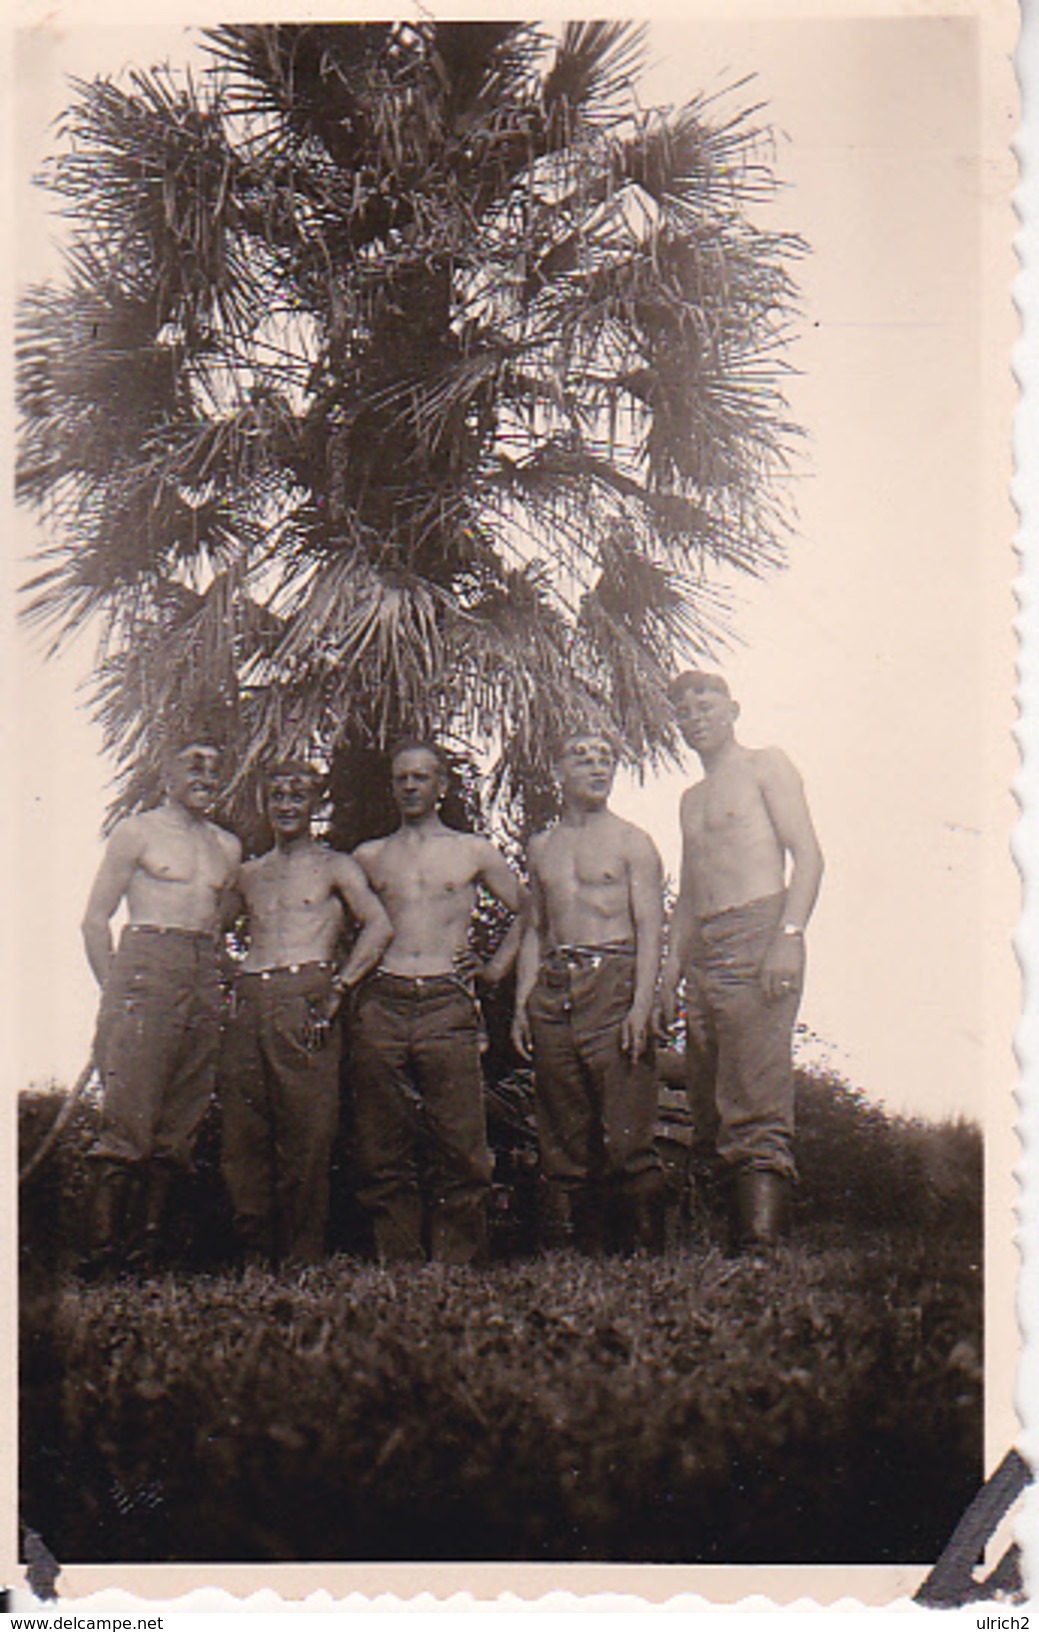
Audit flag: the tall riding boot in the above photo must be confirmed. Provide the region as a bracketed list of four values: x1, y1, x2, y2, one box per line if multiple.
[611, 1172, 667, 1255]
[83, 1160, 135, 1279]
[571, 1184, 607, 1258]
[429, 1187, 490, 1267]
[369, 1190, 425, 1263]
[628, 1177, 668, 1256]
[141, 1159, 178, 1275]
[233, 1211, 276, 1272]
[538, 1179, 577, 1253]
[689, 1152, 728, 1246]
[733, 1168, 791, 1255]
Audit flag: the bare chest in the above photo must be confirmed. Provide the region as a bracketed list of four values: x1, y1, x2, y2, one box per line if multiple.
[687, 773, 771, 846]
[247, 855, 336, 920]
[138, 827, 228, 893]
[371, 842, 476, 910]
[542, 833, 627, 897]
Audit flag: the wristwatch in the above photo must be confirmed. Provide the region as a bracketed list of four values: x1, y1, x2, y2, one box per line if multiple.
[780, 923, 804, 938]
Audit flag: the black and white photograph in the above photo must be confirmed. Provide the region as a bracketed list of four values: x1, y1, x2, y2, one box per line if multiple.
[8, 0, 1022, 1605]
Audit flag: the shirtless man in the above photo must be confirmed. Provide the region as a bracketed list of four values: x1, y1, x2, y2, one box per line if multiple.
[658, 671, 824, 1250]
[220, 762, 392, 1265]
[351, 741, 524, 1263]
[81, 733, 241, 1273]
[512, 730, 666, 1254]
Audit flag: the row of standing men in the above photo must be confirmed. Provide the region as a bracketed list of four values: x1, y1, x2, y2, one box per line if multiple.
[81, 670, 823, 1274]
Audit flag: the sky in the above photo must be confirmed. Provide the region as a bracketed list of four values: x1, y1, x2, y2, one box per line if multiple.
[8, 10, 1018, 1122]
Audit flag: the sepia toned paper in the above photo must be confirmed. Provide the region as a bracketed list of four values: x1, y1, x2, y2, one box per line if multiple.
[3, 0, 1026, 1609]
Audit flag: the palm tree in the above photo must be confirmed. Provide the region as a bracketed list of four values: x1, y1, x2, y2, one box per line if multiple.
[18, 22, 803, 843]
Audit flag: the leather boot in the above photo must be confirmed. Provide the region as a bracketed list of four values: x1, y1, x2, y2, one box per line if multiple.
[538, 1180, 577, 1252]
[140, 1159, 177, 1275]
[571, 1185, 608, 1258]
[370, 1192, 425, 1263]
[619, 1173, 668, 1255]
[733, 1168, 791, 1255]
[83, 1160, 135, 1279]
[629, 1193, 667, 1255]
[430, 1191, 489, 1267]
[689, 1153, 728, 1245]
[233, 1212, 276, 1272]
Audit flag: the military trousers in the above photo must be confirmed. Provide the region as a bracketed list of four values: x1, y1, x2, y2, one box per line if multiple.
[93, 924, 221, 1169]
[528, 947, 662, 1242]
[220, 961, 341, 1263]
[351, 971, 492, 1264]
[684, 893, 800, 1181]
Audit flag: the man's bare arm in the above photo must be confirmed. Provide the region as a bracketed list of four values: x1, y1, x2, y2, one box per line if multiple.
[474, 840, 527, 985]
[329, 852, 394, 998]
[217, 836, 245, 933]
[217, 870, 247, 981]
[511, 849, 548, 1059]
[349, 838, 382, 890]
[757, 749, 824, 1002]
[657, 790, 699, 1027]
[758, 750, 824, 929]
[220, 879, 245, 935]
[81, 818, 144, 987]
[620, 827, 664, 1059]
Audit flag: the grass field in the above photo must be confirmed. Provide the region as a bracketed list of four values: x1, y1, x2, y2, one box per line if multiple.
[19, 1071, 983, 1566]
[22, 1228, 981, 1565]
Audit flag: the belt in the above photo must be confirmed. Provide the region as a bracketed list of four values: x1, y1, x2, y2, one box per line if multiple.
[545, 942, 635, 972]
[695, 893, 785, 935]
[693, 894, 785, 953]
[125, 923, 217, 944]
[370, 968, 472, 995]
[237, 960, 333, 983]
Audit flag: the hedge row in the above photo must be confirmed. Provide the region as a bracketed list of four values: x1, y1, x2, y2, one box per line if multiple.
[19, 1065, 982, 1274]
[29, 1237, 981, 1563]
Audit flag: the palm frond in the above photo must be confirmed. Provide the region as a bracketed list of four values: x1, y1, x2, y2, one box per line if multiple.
[19, 23, 806, 827]
[543, 22, 647, 131]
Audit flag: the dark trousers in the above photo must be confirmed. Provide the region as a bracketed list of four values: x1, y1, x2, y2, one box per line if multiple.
[684, 894, 800, 1180]
[528, 950, 661, 1241]
[220, 963, 341, 1264]
[351, 972, 492, 1264]
[93, 925, 220, 1168]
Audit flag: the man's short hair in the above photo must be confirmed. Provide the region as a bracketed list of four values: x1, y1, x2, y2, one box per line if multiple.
[264, 758, 326, 800]
[265, 758, 323, 786]
[667, 670, 732, 704]
[555, 724, 621, 762]
[161, 726, 225, 763]
[390, 738, 450, 779]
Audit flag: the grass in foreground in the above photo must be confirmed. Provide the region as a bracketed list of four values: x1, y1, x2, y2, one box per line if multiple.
[23, 1226, 981, 1565]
